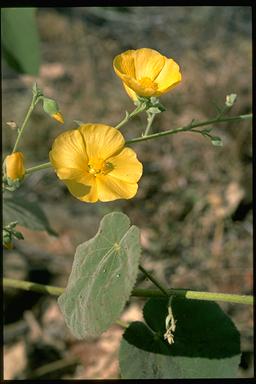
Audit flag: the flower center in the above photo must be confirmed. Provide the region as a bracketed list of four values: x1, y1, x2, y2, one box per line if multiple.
[88, 159, 114, 176]
[138, 77, 158, 90]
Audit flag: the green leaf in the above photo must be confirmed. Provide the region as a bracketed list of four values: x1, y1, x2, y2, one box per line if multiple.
[1, 8, 41, 75]
[58, 212, 141, 339]
[119, 297, 241, 378]
[146, 107, 162, 114]
[210, 136, 223, 146]
[3, 196, 57, 236]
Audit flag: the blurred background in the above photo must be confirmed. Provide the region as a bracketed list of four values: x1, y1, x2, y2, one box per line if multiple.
[2, 6, 253, 379]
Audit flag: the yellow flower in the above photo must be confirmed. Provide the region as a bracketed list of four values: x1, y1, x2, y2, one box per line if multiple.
[5, 152, 25, 180]
[113, 48, 182, 101]
[49, 124, 143, 202]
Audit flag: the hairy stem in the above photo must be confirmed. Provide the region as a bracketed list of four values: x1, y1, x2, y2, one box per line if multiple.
[3, 278, 253, 305]
[143, 112, 156, 136]
[115, 103, 147, 129]
[126, 113, 252, 145]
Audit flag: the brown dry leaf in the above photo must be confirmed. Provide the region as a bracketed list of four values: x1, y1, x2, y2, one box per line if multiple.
[4, 341, 27, 379]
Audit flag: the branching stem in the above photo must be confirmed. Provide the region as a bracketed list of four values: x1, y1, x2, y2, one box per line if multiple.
[126, 113, 252, 145]
[115, 103, 147, 129]
[12, 94, 39, 153]
[3, 278, 253, 305]
[22, 113, 252, 175]
[139, 264, 169, 296]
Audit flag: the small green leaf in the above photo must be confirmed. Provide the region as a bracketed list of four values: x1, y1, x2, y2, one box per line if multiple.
[1, 8, 41, 75]
[58, 212, 141, 339]
[146, 107, 162, 114]
[3, 196, 57, 236]
[3, 229, 12, 244]
[119, 297, 241, 378]
[12, 230, 24, 240]
[210, 136, 223, 146]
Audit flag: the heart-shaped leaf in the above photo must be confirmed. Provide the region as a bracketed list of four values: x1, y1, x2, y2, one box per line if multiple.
[119, 297, 241, 378]
[58, 211, 141, 339]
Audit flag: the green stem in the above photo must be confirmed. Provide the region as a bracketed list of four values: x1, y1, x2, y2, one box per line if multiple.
[143, 112, 156, 136]
[216, 105, 230, 120]
[126, 113, 252, 145]
[133, 288, 253, 305]
[4, 278, 252, 305]
[22, 113, 252, 176]
[12, 94, 39, 153]
[25, 162, 52, 175]
[139, 264, 169, 296]
[3, 278, 64, 296]
[115, 103, 147, 129]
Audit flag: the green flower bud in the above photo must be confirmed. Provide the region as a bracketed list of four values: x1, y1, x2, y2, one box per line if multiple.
[42, 97, 64, 123]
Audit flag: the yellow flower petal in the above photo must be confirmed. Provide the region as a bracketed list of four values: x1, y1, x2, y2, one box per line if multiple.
[97, 175, 138, 201]
[122, 82, 138, 101]
[64, 178, 98, 202]
[154, 58, 182, 92]
[54, 168, 86, 181]
[107, 147, 143, 183]
[113, 50, 136, 79]
[49, 129, 88, 171]
[78, 124, 125, 161]
[119, 75, 158, 98]
[133, 48, 165, 80]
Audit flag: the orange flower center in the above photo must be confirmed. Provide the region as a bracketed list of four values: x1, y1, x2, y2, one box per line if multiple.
[138, 77, 158, 91]
[88, 159, 114, 176]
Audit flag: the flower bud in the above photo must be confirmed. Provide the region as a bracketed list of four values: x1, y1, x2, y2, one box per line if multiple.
[52, 112, 64, 124]
[43, 97, 64, 124]
[225, 93, 237, 107]
[5, 152, 25, 181]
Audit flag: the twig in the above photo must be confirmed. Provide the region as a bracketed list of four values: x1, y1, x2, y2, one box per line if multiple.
[126, 113, 252, 145]
[139, 264, 169, 296]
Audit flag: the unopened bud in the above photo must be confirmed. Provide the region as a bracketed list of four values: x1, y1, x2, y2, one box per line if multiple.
[5, 152, 25, 181]
[225, 94, 237, 107]
[43, 97, 64, 124]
